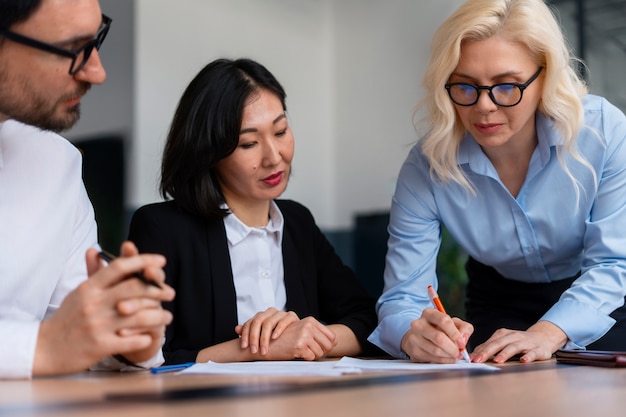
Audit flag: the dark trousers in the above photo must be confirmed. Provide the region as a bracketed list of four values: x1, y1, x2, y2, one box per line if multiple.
[464, 257, 626, 350]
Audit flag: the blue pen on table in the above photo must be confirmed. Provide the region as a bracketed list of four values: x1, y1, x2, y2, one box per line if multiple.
[97, 250, 162, 289]
[427, 285, 472, 363]
[150, 362, 196, 374]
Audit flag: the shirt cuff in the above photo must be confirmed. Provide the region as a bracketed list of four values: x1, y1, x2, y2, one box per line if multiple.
[0, 321, 40, 379]
[541, 298, 616, 347]
[368, 314, 414, 359]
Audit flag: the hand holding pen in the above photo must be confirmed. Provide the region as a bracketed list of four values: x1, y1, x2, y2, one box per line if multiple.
[93, 242, 174, 364]
[427, 285, 472, 363]
[32, 243, 174, 375]
[98, 250, 162, 288]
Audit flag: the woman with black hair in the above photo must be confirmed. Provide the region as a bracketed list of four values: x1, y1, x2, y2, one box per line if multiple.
[128, 58, 379, 365]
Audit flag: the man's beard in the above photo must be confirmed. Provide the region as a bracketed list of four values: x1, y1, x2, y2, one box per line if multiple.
[12, 102, 83, 132]
[34, 102, 82, 133]
[27, 83, 90, 132]
[0, 78, 90, 132]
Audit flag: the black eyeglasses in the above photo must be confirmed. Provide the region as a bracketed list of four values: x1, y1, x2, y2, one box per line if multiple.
[0, 14, 112, 75]
[445, 67, 543, 107]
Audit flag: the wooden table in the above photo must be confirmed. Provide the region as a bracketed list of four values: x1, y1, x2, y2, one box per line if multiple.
[1, 360, 625, 417]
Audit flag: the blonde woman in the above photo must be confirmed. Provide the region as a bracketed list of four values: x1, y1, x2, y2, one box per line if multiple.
[369, 0, 626, 364]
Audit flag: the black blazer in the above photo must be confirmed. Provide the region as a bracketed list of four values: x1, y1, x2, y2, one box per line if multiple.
[128, 199, 380, 364]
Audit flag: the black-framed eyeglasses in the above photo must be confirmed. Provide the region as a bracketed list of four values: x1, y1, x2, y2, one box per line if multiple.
[0, 14, 112, 75]
[445, 67, 543, 107]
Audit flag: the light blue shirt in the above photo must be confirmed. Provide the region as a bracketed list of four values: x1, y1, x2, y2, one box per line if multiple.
[369, 94, 626, 358]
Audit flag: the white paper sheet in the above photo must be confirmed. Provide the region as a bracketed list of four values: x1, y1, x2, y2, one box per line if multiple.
[178, 357, 499, 376]
[335, 356, 500, 372]
[180, 360, 362, 376]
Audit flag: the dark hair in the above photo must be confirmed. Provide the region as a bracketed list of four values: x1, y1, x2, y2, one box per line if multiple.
[0, 0, 42, 32]
[160, 58, 287, 219]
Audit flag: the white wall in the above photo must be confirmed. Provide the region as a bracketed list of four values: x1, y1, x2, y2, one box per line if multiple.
[331, 0, 463, 227]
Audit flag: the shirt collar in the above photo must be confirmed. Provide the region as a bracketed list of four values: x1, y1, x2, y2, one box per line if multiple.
[223, 200, 284, 246]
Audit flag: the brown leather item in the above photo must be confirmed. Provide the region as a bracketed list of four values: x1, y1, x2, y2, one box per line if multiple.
[555, 349, 626, 367]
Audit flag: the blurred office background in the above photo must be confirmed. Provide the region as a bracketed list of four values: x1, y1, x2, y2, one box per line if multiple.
[68, 0, 626, 316]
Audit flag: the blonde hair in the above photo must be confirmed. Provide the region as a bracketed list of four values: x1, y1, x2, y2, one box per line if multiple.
[419, 0, 591, 194]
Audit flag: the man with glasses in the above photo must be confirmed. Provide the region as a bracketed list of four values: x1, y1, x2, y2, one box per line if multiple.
[0, 0, 175, 378]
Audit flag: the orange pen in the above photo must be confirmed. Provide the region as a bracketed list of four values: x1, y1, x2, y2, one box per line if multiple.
[427, 285, 471, 363]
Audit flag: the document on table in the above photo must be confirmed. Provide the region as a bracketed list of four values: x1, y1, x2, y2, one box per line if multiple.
[178, 357, 499, 376]
[180, 360, 356, 376]
[335, 357, 499, 372]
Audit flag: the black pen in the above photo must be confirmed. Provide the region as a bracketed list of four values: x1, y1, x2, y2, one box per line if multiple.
[98, 250, 162, 289]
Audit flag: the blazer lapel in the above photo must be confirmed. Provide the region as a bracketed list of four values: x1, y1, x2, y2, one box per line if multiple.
[282, 224, 311, 316]
[205, 219, 239, 343]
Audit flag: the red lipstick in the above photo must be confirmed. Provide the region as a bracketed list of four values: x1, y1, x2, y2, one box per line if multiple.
[262, 172, 283, 186]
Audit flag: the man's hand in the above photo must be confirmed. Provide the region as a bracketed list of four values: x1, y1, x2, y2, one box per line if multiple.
[33, 241, 175, 375]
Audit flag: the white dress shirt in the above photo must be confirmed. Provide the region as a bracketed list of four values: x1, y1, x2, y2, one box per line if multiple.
[223, 201, 286, 324]
[0, 120, 162, 378]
